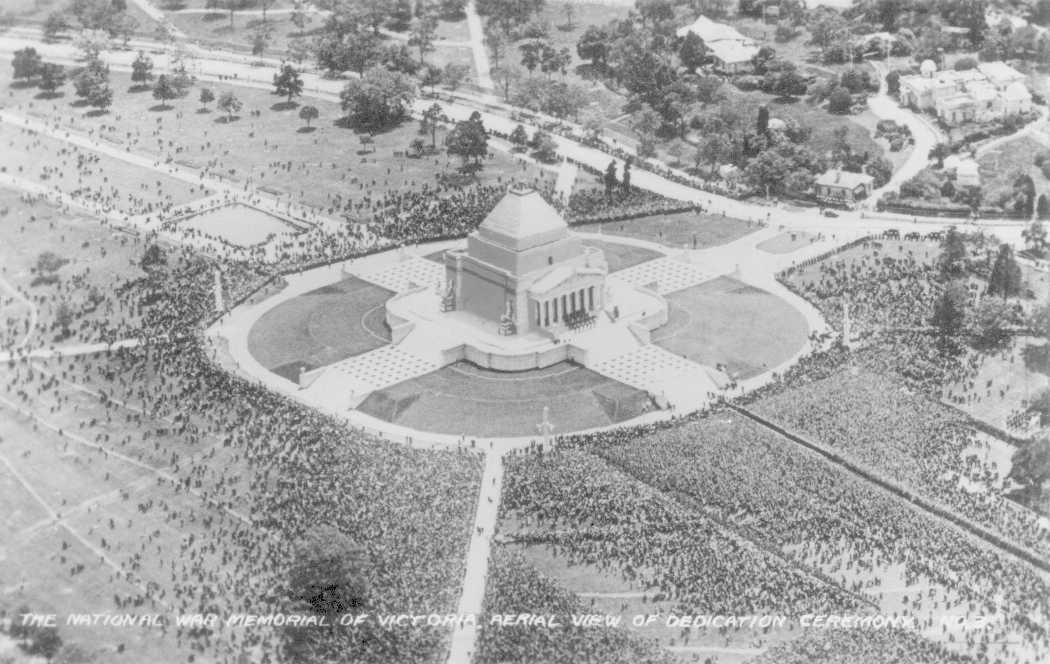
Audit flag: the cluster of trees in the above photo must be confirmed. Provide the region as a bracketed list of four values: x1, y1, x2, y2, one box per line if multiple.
[5, 606, 66, 662]
[42, 0, 141, 44]
[931, 229, 1026, 353]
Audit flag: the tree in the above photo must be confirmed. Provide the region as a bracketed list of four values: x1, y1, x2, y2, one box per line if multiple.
[576, 25, 609, 71]
[827, 86, 852, 114]
[205, 0, 252, 29]
[678, 31, 706, 71]
[519, 39, 543, 75]
[445, 111, 488, 168]
[621, 159, 631, 192]
[27, 625, 62, 662]
[288, 525, 368, 617]
[419, 103, 446, 148]
[273, 63, 304, 103]
[483, 24, 507, 68]
[43, 13, 68, 42]
[1023, 219, 1048, 256]
[140, 243, 166, 270]
[339, 66, 416, 129]
[10, 604, 35, 646]
[290, 0, 311, 33]
[442, 62, 470, 91]
[299, 104, 319, 128]
[252, 28, 270, 58]
[969, 296, 1016, 350]
[131, 51, 154, 89]
[37, 63, 66, 97]
[939, 226, 968, 278]
[409, 11, 438, 63]
[757, 105, 769, 135]
[199, 87, 215, 111]
[509, 124, 528, 150]
[288, 37, 313, 66]
[987, 243, 1022, 298]
[390, 0, 413, 30]
[886, 70, 900, 95]
[1009, 437, 1050, 500]
[491, 65, 520, 101]
[12, 47, 42, 82]
[932, 280, 969, 347]
[532, 130, 558, 162]
[476, 0, 545, 34]
[603, 160, 617, 196]
[152, 75, 178, 109]
[217, 91, 243, 121]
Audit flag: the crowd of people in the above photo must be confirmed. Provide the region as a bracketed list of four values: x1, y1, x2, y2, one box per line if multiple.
[528, 410, 1050, 664]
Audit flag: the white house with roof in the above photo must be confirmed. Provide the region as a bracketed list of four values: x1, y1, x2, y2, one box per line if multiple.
[898, 60, 1032, 126]
[676, 15, 759, 73]
[815, 169, 875, 207]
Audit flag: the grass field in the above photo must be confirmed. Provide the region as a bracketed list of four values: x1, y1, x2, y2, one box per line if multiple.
[942, 335, 1050, 434]
[652, 276, 810, 379]
[586, 211, 758, 249]
[977, 136, 1050, 209]
[358, 360, 654, 437]
[0, 120, 209, 217]
[0, 64, 554, 212]
[757, 230, 818, 254]
[0, 187, 154, 347]
[179, 203, 303, 246]
[247, 275, 393, 379]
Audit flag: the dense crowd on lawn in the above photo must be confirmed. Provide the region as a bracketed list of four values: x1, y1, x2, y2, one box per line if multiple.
[501, 447, 862, 619]
[541, 413, 1050, 663]
[753, 368, 1050, 561]
[475, 549, 674, 664]
[748, 628, 974, 664]
[4, 338, 483, 663]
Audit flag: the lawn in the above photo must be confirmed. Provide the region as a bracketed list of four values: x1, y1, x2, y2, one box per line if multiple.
[0, 187, 155, 347]
[584, 210, 758, 249]
[0, 121, 209, 216]
[652, 276, 810, 379]
[357, 360, 654, 436]
[757, 230, 819, 254]
[178, 202, 304, 246]
[0, 62, 554, 212]
[247, 275, 394, 379]
[580, 239, 663, 272]
[941, 335, 1050, 435]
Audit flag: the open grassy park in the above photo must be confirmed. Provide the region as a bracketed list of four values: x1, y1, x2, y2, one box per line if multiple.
[0, 62, 555, 213]
[0, 186, 154, 346]
[585, 210, 758, 249]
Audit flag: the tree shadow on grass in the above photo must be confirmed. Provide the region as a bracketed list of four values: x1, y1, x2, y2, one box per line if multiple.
[84, 108, 109, 118]
[271, 100, 299, 112]
[149, 104, 174, 112]
[196, 107, 211, 114]
[297, 126, 317, 134]
[34, 91, 64, 100]
[215, 115, 241, 124]
[9, 80, 35, 90]
[70, 98, 90, 107]
[201, 12, 226, 23]
[129, 84, 152, 93]
[332, 114, 402, 136]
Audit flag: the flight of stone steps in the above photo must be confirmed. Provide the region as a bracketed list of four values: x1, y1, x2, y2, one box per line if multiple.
[594, 345, 721, 412]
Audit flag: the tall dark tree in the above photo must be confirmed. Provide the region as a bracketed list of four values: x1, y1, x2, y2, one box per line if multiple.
[987, 244, 1022, 299]
[621, 159, 631, 193]
[931, 280, 969, 349]
[576, 25, 610, 71]
[131, 51, 154, 89]
[603, 160, 617, 197]
[757, 105, 770, 135]
[152, 75, 178, 109]
[938, 226, 968, 278]
[678, 31, 707, 71]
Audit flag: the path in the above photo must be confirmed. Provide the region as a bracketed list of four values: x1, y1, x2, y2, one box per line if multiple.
[448, 449, 504, 664]
[465, 1, 493, 90]
[0, 337, 154, 363]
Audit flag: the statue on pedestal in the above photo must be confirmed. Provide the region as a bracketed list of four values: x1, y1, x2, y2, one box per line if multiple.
[499, 299, 517, 336]
[441, 279, 456, 312]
